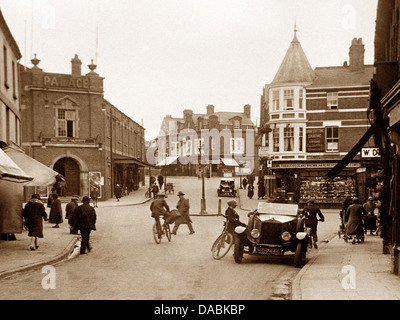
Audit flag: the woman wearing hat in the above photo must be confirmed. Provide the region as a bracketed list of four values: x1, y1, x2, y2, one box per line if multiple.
[22, 194, 48, 250]
[172, 191, 195, 235]
[304, 199, 325, 249]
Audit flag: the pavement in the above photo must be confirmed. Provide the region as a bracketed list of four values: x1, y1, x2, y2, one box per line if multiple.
[1, 180, 400, 300]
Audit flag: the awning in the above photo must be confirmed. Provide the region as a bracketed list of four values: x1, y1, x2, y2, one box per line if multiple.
[156, 156, 179, 166]
[326, 119, 382, 179]
[3, 147, 58, 186]
[113, 156, 153, 167]
[0, 148, 33, 183]
[221, 157, 239, 167]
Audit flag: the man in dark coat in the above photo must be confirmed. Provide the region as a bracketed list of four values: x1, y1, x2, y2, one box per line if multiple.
[75, 196, 97, 254]
[172, 191, 194, 235]
[304, 199, 325, 249]
[49, 193, 63, 228]
[157, 174, 164, 191]
[150, 192, 170, 237]
[346, 198, 368, 244]
[65, 195, 79, 234]
[22, 194, 47, 250]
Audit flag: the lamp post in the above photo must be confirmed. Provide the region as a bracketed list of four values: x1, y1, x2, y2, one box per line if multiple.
[199, 146, 207, 214]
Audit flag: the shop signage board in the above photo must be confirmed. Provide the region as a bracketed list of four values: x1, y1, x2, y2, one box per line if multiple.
[306, 128, 325, 152]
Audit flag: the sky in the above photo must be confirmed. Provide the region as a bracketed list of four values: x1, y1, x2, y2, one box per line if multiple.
[0, 0, 378, 140]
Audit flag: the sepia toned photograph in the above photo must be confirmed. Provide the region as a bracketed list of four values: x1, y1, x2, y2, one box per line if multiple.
[0, 0, 399, 310]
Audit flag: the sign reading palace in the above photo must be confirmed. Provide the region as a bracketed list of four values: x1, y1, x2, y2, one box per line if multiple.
[43, 75, 90, 89]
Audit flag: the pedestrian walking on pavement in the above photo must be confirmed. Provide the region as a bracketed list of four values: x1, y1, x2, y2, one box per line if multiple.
[157, 174, 164, 191]
[304, 199, 325, 249]
[257, 179, 265, 199]
[74, 196, 97, 254]
[172, 191, 195, 235]
[48, 193, 63, 228]
[247, 184, 254, 199]
[47, 187, 57, 211]
[114, 184, 122, 202]
[22, 194, 48, 251]
[346, 198, 368, 244]
[65, 195, 79, 234]
[152, 182, 159, 200]
[90, 188, 99, 208]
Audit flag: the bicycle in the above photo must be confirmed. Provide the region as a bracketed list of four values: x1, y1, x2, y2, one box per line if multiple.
[211, 215, 234, 260]
[153, 216, 172, 244]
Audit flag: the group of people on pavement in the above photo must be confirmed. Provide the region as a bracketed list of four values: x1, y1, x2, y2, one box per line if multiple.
[341, 195, 380, 244]
[22, 193, 97, 254]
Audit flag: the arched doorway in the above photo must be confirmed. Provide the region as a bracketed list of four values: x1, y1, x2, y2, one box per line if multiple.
[53, 158, 80, 196]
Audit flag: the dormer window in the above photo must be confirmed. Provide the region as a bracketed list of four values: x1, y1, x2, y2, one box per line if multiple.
[233, 119, 240, 129]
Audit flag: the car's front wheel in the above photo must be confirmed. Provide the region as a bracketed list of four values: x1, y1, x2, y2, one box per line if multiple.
[233, 236, 244, 263]
[294, 242, 306, 268]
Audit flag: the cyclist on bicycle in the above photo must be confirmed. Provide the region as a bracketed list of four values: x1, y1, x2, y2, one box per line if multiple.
[150, 192, 170, 238]
[225, 200, 246, 234]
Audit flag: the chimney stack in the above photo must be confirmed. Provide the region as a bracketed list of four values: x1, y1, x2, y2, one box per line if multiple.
[349, 38, 365, 72]
[206, 104, 215, 115]
[71, 54, 82, 76]
[243, 104, 251, 118]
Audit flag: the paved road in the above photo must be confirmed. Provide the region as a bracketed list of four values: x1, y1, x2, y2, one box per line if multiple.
[0, 177, 339, 300]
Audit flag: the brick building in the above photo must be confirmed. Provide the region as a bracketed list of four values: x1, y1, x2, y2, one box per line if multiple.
[154, 104, 256, 178]
[19, 55, 147, 200]
[259, 30, 379, 208]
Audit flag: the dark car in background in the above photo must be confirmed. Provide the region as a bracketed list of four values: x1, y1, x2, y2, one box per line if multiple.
[233, 202, 309, 268]
[217, 178, 237, 197]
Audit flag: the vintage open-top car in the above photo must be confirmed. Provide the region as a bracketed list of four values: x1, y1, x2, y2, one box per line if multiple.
[233, 202, 309, 268]
[217, 178, 237, 197]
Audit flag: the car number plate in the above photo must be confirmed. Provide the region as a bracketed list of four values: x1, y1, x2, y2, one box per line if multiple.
[256, 247, 283, 255]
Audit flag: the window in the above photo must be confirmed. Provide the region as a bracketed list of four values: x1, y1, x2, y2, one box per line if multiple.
[12, 61, 16, 99]
[231, 138, 244, 154]
[299, 127, 304, 152]
[299, 90, 304, 109]
[272, 90, 280, 111]
[3, 46, 8, 88]
[327, 92, 338, 109]
[273, 128, 280, 152]
[326, 127, 339, 151]
[284, 90, 294, 110]
[284, 127, 294, 151]
[57, 109, 76, 137]
[233, 119, 240, 129]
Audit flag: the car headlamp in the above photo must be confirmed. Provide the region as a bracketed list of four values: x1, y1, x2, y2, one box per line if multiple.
[281, 231, 291, 241]
[250, 229, 260, 238]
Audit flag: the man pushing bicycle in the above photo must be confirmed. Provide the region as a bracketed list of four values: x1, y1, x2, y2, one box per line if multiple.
[150, 192, 170, 238]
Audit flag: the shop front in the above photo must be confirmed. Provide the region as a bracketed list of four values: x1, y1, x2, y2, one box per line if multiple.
[269, 161, 379, 209]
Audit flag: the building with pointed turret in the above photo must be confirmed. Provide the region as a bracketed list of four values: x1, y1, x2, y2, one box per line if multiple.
[259, 28, 379, 208]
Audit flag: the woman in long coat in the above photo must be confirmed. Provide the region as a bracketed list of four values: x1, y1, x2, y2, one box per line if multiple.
[49, 193, 63, 228]
[23, 194, 47, 250]
[346, 198, 368, 244]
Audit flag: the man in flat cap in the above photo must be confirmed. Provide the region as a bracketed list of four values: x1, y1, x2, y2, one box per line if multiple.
[172, 191, 195, 235]
[75, 196, 97, 254]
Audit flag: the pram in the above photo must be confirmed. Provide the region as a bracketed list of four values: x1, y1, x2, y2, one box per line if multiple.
[363, 212, 379, 235]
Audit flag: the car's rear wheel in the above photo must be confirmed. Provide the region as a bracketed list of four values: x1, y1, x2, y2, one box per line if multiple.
[294, 242, 306, 268]
[233, 236, 244, 263]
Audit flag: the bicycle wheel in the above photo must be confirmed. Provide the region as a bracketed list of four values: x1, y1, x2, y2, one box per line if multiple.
[211, 232, 233, 260]
[164, 223, 171, 242]
[153, 224, 161, 244]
